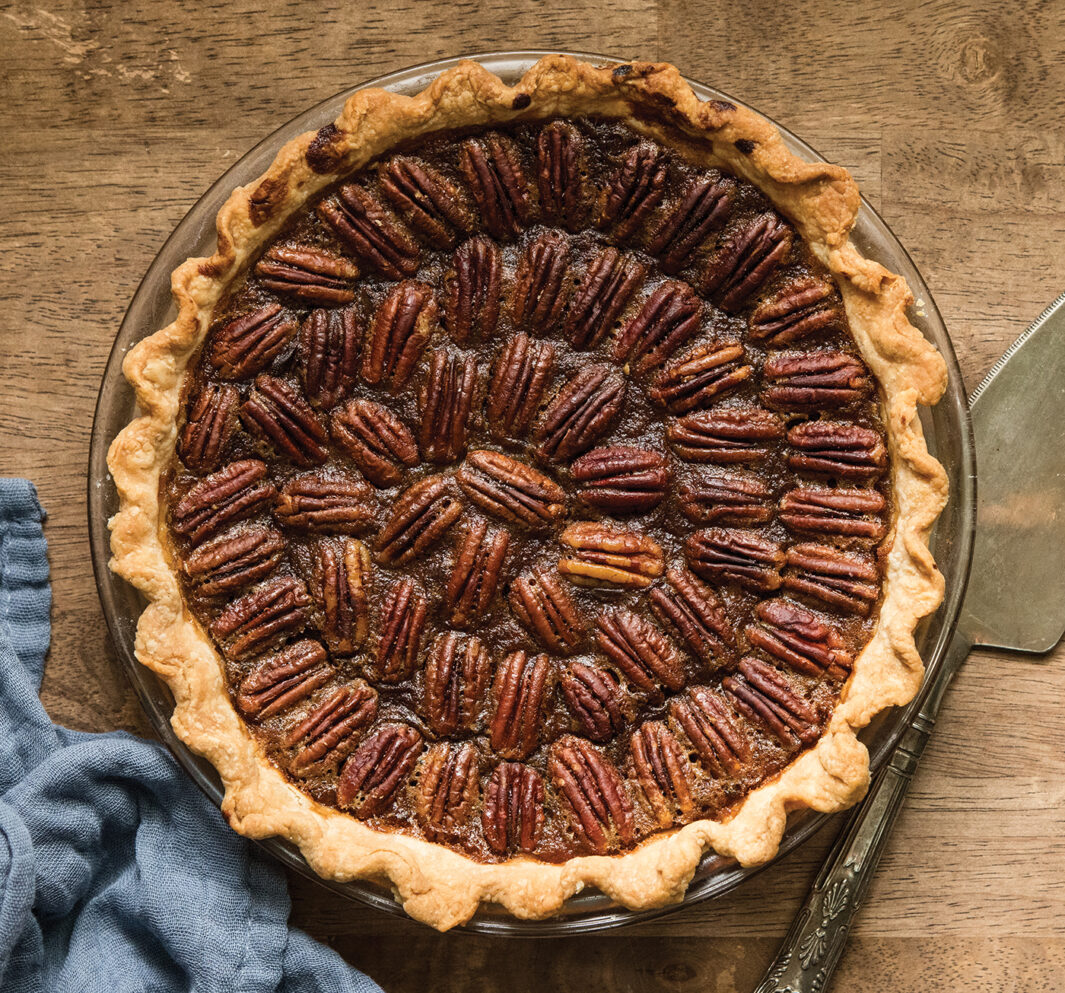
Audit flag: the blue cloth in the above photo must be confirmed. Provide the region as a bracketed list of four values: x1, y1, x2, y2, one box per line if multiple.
[0, 480, 382, 993]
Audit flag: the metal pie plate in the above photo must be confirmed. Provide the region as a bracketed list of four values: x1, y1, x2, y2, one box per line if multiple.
[88, 50, 976, 934]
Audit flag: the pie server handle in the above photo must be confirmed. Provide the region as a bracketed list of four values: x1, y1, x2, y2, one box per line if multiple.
[754, 628, 973, 993]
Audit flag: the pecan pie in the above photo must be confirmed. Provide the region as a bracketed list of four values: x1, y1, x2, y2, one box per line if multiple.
[108, 56, 948, 930]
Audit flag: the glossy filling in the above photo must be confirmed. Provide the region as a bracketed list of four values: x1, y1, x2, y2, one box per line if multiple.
[164, 117, 892, 863]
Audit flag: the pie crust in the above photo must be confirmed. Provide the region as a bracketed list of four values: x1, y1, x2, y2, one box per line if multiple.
[107, 55, 948, 930]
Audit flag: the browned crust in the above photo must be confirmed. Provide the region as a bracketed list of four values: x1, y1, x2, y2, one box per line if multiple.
[107, 55, 948, 931]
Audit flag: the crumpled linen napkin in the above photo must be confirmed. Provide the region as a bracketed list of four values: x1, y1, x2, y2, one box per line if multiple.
[0, 479, 383, 993]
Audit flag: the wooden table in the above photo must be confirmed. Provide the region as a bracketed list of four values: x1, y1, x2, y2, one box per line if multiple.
[3, 2, 1064, 989]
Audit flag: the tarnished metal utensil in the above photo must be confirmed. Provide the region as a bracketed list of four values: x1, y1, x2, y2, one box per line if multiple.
[758, 292, 1065, 993]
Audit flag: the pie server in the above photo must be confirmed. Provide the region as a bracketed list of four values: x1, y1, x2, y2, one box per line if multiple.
[757, 292, 1065, 993]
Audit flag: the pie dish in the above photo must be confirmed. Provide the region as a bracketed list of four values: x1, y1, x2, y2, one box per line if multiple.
[107, 54, 948, 930]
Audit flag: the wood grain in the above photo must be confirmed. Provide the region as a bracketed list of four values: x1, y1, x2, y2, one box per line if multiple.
[3, 1, 1064, 989]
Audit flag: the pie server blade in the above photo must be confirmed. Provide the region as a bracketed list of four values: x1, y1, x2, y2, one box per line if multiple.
[962, 289, 1065, 652]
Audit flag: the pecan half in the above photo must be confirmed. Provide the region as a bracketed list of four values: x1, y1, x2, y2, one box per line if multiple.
[179, 383, 239, 474]
[536, 120, 589, 230]
[362, 280, 437, 389]
[379, 156, 471, 249]
[375, 577, 428, 682]
[459, 134, 532, 241]
[236, 639, 331, 719]
[669, 686, 749, 776]
[549, 736, 635, 854]
[240, 375, 329, 467]
[172, 460, 276, 543]
[423, 632, 491, 736]
[678, 473, 772, 526]
[374, 475, 464, 565]
[318, 183, 421, 279]
[482, 762, 544, 855]
[572, 445, 669, 515]
[779, 485, 887, 540]
[558, 521, 664, 589]
[445, 519, 509, 626]
[283, 682, 379, 774]
[209, 304, 298, 380]
[598, 141, 667, 242]
[299, 308, 360, 410]
[646, 175, 733, 273]
[750, 275, 843, 346]
[668, 407, 784, 464]
[783, 543, 880, 614]
[489, 650, 550, 760]
[509, 567, 585, 654]
[418, 348, 478, 464]
[182, 524, 286, 595]
[255, 245, 360, 305]
[509, 230, 572, 335]
[337, 724, 424, 816]
[535, 365, 626, 462]
[209, 574, 312, 660]
[310, 538, 371, 655]
[613, 281, 703, 373]
[561, 662, 626, 742]
[631, 721, 695, 827]
[564, 247, 646, 350]
[443, 236, 502, 344]
[701, 214, 793, 312]
[596, 608, 684, 694]
[417, 742, 480, 840]
[723, 657, 819, 747]
[457, 450, 565, 530]
[485, 333, 555, 440]
[274, 473, 374, 533]
[650, 342, 753, 414]
[330, 398, 418, 488]
[747, 599, 853, 679]
[763, 351, 872, 410]
[648, 567, 734, 667]
[686, 527, 785, 592]
[786, 421, 888, 480]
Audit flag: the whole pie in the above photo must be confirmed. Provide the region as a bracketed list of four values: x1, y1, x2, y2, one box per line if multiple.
[108, 56, 948, 930]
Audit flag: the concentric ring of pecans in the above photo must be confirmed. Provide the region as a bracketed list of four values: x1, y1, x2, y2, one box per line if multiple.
[168, 116, 892, 862]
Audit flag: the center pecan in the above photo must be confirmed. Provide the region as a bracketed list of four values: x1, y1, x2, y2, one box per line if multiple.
[558, 522, 665, 589]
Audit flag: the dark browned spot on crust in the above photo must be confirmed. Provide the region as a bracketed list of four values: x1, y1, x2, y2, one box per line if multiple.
[734, 138, 756, 154]
[511, 93, 532, 110]
[307, 123, 344, 174]
[248, 176, 289, 227]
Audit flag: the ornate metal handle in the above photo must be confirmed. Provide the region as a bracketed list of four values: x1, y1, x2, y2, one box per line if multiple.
[755, 628, 973, 993]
